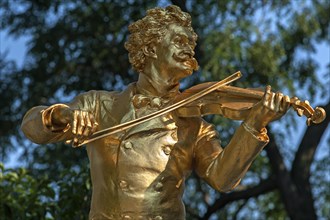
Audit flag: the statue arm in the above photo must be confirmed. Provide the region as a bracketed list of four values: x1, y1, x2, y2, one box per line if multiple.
[193, 85, 291, 192]
[21, 104, 73, 144]
[21, 91, 99, 145]
[193, 121, 268, 192]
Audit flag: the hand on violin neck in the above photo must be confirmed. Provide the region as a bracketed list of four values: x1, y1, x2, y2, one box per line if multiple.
[243, 85, 290, 132]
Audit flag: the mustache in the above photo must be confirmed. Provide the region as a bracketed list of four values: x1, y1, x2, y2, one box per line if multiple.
[173, 53, 199, 71]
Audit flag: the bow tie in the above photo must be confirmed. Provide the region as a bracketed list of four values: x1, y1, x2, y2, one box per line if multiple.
[132, 94, 168, 109]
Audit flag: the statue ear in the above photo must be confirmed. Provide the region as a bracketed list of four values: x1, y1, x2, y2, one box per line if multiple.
[143, 44, 157, 59]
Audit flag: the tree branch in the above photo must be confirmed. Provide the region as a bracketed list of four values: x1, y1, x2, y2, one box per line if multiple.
[292, 101, 330, 183]
[233, 200, 248, 220]
[290, 101, 330, 218]
[265, 117, 327, 220]
[265, 136, 305, 219]
[200, 177, 276, 219]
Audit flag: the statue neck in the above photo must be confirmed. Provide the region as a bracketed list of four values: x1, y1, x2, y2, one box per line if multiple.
[136, 71, 180, 99]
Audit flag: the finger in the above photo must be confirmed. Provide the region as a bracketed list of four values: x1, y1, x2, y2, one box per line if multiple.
[90, 114, 98, 134]
[77, 111, 85, 136]
[87, 113, 98, 134]
[263, 85, 272, 107]
[73, 137, 79, 147]
[268, 92, 276, 110]
[89, 113, 96, 126]
[280, 95, 291, 112]
[274, 92, 283, 112]
[77, 136, 87, 146]
[73, 135, 88, 147]
[91, 121, 98, 134]
[83, 113, 93, 137]
[72, 110, 78, 135]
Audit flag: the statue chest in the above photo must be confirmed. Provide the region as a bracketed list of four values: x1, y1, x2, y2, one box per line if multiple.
[87, 112, 197, 215]
[116, 113, 178, 187]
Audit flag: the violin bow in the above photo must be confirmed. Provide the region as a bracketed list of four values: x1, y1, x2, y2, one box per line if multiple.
[75, 71, 242, 146]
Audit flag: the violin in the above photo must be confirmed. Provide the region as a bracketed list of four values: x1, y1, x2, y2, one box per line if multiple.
[175, 83, 326, 126]
[77, 71, 326, 146]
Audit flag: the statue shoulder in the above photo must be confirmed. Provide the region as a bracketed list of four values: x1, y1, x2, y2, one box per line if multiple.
[74, 83, 135, 114]
[69, 90, 120, 113]
[72, 89, 120, 105]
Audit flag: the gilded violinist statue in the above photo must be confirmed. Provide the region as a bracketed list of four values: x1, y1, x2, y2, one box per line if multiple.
[22, 5, 295, 220]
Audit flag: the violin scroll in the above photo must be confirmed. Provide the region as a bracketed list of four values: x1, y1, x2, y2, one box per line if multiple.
[312, 107, 327, 125]
[290, 97, 326, 126]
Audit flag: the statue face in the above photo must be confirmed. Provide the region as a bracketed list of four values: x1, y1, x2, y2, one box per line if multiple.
[151, 24, 198, 84]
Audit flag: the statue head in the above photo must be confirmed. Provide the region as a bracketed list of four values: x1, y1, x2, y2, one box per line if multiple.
[125, 5, 197, 74]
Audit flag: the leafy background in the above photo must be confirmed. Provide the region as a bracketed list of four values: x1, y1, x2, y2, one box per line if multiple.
[0, 0, 329, 219]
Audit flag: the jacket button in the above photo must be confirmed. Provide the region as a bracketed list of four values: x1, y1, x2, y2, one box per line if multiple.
[119, 180, 129, 190]
[122, 215, 131, 219]
[162, 145, 171, 155]
[124, 141, 133, 149]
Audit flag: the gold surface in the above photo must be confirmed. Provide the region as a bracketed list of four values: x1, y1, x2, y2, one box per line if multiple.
[21, 5, 324, 220]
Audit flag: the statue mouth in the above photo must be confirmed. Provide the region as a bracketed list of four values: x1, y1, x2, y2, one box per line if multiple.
[173, 53, 199, 71]
[183, 58, 199, 71]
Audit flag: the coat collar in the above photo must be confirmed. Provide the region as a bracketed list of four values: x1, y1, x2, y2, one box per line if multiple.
[101, 83, 177, 139]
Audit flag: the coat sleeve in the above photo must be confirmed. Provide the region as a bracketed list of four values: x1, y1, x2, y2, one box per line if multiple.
[21, 91, 100, 144]
[193, 120, 269, 192]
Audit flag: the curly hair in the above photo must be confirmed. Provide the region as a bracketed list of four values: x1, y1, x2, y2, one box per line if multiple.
[124, 5, 197, 74]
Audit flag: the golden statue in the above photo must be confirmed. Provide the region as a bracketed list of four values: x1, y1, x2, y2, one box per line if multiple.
[21, 5, 325, 220]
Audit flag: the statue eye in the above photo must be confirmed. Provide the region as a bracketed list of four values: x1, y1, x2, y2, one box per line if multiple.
[173, 35, 196, 49]
[173, 36, 186, 46]
[189, 41, 196, 49]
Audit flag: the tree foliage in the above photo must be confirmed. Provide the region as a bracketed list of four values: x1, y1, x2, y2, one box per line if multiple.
[0, 0, 329, 219]
[0, 163, 91, 219]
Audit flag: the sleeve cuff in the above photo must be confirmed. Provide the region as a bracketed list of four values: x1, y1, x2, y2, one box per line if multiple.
[241, 122, 268, 142]
[41, 104, 71, 133]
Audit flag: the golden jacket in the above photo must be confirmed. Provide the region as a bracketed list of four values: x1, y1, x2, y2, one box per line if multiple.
[21, 83, 268, 220]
